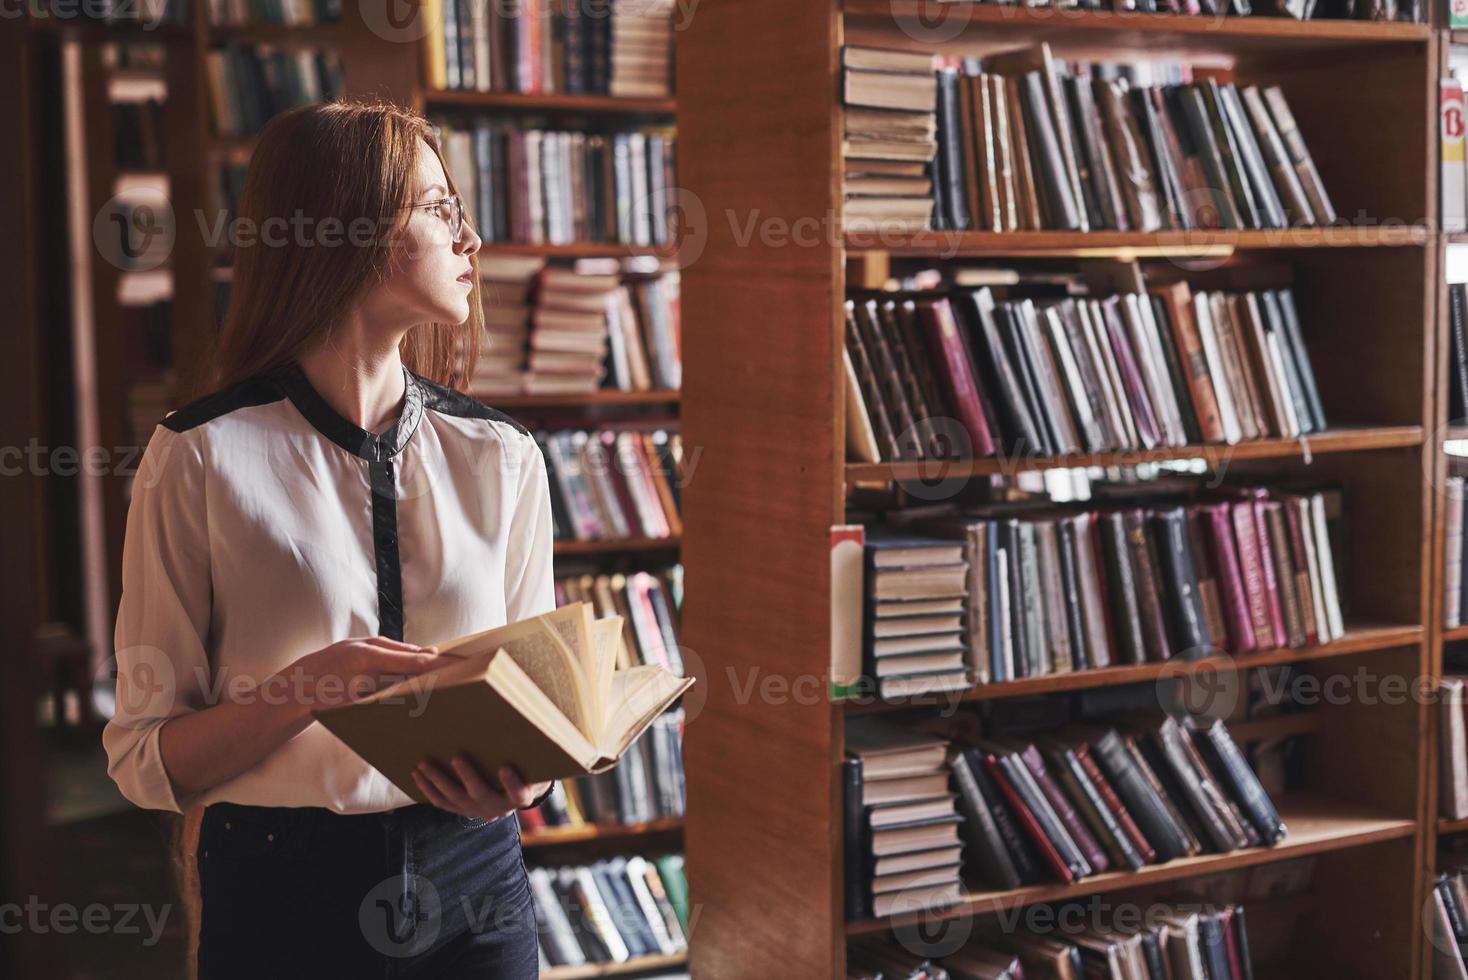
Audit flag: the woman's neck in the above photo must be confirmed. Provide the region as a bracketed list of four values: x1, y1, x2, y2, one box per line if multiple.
[295, 342, 407, 436]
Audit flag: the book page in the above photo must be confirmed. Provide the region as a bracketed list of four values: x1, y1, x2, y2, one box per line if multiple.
[588, 616, 623, 737]
[597, 667, 694, 759]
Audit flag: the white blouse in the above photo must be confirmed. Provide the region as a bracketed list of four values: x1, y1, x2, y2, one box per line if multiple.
[102, 360, 556, 815]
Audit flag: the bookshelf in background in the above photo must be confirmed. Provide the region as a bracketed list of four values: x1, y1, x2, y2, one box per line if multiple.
[680, 1, 1438, 977]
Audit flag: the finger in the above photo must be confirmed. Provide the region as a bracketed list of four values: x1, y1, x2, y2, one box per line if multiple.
[411, 769, 456, 812]
[367, 650, 447, 675]
[498, 767, 538, 808]
[452, 756, 512, 809]
[365, 636, 439, 652]
[416, 760, 469, 808]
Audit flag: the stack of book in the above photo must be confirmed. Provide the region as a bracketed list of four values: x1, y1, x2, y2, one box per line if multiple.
[842, 46, 938, 234]
[844, 720, 965, 919]
[205, 0, 339, 26]
[466, 256, 682, 397]
[845, 279, 1327, 465]
[861, 528, 971, 698]
[530, 853, 689, 970]
[523, 708, 685, 831]
[539, 427, 682, 545]
[424, 0, 674, 96]
[554, 566, 682, 671]
[526, 262, 621, 395]
[863, 486, 1348, 687]
[931, 47, 1335, 233]
[610, 0, 676, 99]
[849, 900, 1258, 979]
[433, 117, 675, 247]
[204, 44, 344, 138]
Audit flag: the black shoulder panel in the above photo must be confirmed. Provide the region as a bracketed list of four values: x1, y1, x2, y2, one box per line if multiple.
[415, 373, 531, 438]
[160, 375, 288, 433]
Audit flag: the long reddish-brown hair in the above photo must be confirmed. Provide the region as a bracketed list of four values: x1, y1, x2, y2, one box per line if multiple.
[191, 97, 483, 401]
[172, 98, 484, 976]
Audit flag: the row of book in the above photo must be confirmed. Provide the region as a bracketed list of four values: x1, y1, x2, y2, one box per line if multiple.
[843, 715, 1287, 920]
[471, 255, 680, 396]
[530, 853, 689, 969]
[841, 44, 1337, 235]
[205, 0, 338, 26]
[433, 116, 675, 247]
[844, 486, 1347, 698]
[426, 0, 674, 97]
[57, 0, 186, 24]
[537, 427, 682, 544]
[845, 279, 1326, 464]
[1444, 472, 1468, 630]
[523, 708, 685, 831]
[112, 97, 165, 172]
[204, 44, 343, 138]
[849, 903, 1257, 980]
[552, 565, 682, 670]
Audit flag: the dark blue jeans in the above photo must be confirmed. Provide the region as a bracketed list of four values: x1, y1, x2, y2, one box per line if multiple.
[196, 801, 538, 979]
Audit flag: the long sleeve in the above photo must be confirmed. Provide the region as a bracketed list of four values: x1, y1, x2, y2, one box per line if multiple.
[103, 424, 213, 813]
[502, 428, 557, 623]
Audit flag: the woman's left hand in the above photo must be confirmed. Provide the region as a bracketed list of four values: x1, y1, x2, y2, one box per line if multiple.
[411, 755, 551, 820]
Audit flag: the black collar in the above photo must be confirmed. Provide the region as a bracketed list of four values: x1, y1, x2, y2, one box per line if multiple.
[274, 361, 425, 462]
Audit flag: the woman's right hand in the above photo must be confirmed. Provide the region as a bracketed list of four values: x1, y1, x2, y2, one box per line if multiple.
[289, 636, 452, 712]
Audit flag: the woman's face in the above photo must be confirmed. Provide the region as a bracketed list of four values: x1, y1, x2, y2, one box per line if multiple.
[363, 137, 482, 333]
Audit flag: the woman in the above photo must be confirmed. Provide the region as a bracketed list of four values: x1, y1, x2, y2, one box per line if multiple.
[102, 99, 553, 978]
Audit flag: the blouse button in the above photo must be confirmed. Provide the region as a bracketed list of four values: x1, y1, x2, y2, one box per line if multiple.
[224, 822, 231, 830]
[266, 833, 274, 842]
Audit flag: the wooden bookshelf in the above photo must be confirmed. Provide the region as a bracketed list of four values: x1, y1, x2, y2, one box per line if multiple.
[553, 537, 682, 557]
[679, 0, 1439, 976]
[846, 794, 1415, 935]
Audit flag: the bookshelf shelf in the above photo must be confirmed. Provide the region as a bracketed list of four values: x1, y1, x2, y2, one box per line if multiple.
[845, 1, 1431, 57]
[424, 90, 676, 115]
[844, 794, 1415, 936]
[1445, 624, 1468, 643]
[1441, 817, 1468, 836]
[542, 952, 687, 979]
[844, 426, 1425, 484]
[845, 227, 1432, 258]
[553, 537, 681, 556]
[843, 620, 1423, 714]
[480, 389, 681, 410]
[521, 817, 684, 849]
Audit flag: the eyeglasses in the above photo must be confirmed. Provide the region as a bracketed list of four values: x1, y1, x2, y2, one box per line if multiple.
[396, 194, 466, 240]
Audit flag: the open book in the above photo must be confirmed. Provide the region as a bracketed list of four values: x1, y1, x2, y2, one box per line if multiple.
[312, 602, 694, 803]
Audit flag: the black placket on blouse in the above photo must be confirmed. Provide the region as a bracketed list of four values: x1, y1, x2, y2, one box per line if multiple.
[275, 361, 426, 643]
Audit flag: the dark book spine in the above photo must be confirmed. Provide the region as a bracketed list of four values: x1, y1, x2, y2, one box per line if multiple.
[1020, 70, 1084, 231]
[1076, 742, 1157, 864]
[1200, 720, 1287, 845]
[1093, 730, 1192, 862]
[843, 757, 868, 920]
[1124, 509, 1173, 662]
[950, 749, 1024, 890]
[1453, 284, 1468, 427]
[1101, 511, 1148, 664]
[1055, 518, 1091, 671]
[1153, 506, 1211, 656]
[1231, 905, 1257, 980]
[1052, 746, 1146, 871]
